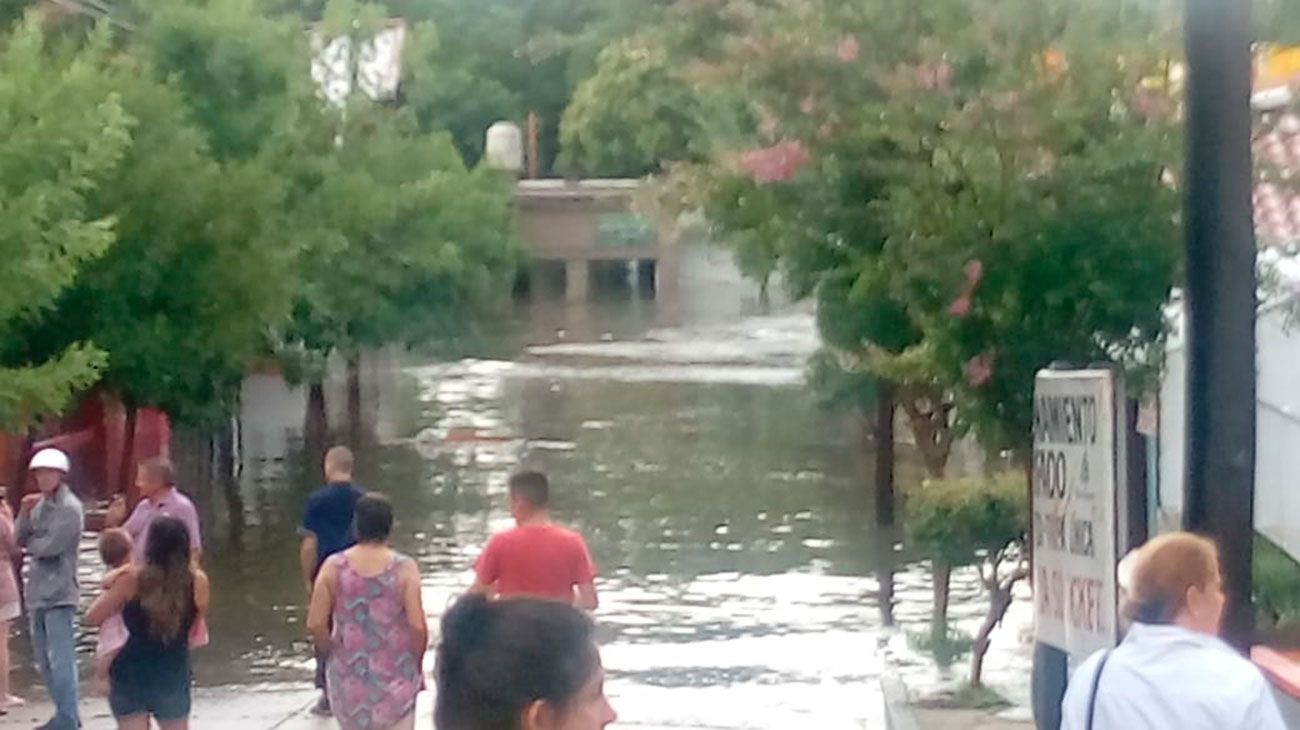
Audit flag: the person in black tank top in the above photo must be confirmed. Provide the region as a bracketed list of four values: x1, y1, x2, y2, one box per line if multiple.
[88, 516, 210, 729]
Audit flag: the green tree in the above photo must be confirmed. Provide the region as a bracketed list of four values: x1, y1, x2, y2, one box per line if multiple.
[25, 60, 293, 427]
[618, 0, 1179, 678]
[9, 0, 302, 439]
[560, 37, 708, 177]
[904, 472, 1027, 686]
[0, 19, 129, 428]
[646, 0, 1179, 463]
[866, 0, 1180, 454]
[281, 101, 519, 370]
[273, 0, 520, 434]
[394, 0, 673, 172]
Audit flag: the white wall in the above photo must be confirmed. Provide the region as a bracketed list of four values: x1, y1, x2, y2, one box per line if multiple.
[1160, 299, 1300, 560]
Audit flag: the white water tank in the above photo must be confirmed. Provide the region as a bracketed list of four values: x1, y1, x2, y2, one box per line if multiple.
[485, 121, 523, 173]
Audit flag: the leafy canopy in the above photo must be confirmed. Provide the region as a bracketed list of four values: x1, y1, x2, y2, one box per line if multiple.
[0, 20, 129, 428]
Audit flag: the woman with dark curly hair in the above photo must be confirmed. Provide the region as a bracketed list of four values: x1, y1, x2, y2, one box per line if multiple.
[435, 594, 616, 730]
[88, 516, 209, 730]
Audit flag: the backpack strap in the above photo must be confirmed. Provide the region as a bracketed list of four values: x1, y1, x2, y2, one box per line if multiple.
[1086, 650, 1112, 730]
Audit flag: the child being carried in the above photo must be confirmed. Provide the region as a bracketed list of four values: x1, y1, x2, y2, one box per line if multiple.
[94, 528, 133, 694]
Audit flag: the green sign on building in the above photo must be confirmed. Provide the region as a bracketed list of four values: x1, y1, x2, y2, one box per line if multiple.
[597, 213, 654, 248]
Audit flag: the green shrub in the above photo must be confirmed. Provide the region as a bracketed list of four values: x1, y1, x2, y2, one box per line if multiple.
[908, 627, 974, 668]
[904, 471, 1029, 686]
[905, 472, 1028, 567]
[1254, 533, 1300, 628]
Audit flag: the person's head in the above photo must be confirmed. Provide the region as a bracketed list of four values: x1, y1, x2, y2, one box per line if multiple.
[28, 448, 70, 495]
[136, 457, 174, 500]
[508, 472, 550, 522]
[138, 516, 196, 643]
[435, 595, 616, 730]
[1124, 531, 1225, 635]
[354, 492, 393, 544]
[324, 446, 354, 483]
[98, 527, 134, 570]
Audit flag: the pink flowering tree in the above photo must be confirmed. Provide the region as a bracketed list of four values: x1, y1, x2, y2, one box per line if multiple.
[588, 0, 1183, 685]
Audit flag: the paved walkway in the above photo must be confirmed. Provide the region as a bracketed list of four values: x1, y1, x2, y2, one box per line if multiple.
[4, 684, 346, 729]
[2, 684, 746, 729]
[911, 708, 1033, 730]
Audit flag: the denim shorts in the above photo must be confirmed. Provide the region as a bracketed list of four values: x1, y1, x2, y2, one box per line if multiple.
[109, 677, 191, 721]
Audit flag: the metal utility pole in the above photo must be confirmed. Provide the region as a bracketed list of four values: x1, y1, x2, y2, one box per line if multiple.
[1182, 0, 1258, 651]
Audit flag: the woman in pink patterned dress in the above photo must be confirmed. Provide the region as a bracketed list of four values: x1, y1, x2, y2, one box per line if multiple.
[308, 493, 427, 730]
[0, 493, 24, 714]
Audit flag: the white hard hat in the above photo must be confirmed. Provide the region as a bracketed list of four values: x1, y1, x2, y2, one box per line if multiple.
[29, 448, 70, 473]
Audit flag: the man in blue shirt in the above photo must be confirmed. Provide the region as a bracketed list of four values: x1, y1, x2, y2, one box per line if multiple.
[299, 445, 363, 717]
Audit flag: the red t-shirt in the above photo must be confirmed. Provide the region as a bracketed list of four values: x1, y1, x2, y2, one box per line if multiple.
[475, 524, 597, 602]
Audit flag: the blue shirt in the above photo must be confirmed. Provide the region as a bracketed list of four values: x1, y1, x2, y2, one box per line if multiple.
[300, 481, 363, 576]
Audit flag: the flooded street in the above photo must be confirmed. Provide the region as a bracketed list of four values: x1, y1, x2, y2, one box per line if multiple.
[15, 243, 1032, 727]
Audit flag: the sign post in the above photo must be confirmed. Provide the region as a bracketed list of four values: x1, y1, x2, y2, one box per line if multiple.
[1029, 368, 1125, 728]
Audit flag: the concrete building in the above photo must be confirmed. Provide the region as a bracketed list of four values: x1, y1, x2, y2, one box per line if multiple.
[514, 179, 679, 303]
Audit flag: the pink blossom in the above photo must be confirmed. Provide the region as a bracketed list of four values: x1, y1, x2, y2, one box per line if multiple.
[948, 295, 972, 318]
[915, 61, 953, 91]
[837, 37, 860, 63]
[964, 352, 995, 387]
[963, 259, 984, 287]
[800, 95, 817, 115]
[740, 139, 811, 184]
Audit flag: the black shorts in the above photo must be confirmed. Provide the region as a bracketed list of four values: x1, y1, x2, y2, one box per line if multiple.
[109, 677, 192, 721]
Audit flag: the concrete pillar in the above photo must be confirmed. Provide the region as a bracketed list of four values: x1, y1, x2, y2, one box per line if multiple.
[636, 259, 657, 297]
[565, 259, 589, 303]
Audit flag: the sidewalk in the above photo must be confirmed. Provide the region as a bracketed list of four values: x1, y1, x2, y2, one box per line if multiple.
[1, 684, 737, 729]
[882, 677, 1032, 730]
[3, 684, 347, 729]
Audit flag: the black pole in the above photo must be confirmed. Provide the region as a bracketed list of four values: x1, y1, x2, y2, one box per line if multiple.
[1182, 0, 1257, 651]
[1125, 399, 1149, 551]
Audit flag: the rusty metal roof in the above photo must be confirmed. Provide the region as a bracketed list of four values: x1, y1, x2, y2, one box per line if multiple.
[1255, 111, 1300, 248]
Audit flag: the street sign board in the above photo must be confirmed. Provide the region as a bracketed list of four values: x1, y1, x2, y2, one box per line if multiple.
[1032, 368, 1122, 659]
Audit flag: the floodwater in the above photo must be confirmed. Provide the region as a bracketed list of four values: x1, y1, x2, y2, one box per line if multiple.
[12, 243, 1033, 727]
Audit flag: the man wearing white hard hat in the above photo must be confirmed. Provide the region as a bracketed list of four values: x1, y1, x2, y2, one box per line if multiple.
[16, 448, 84, 730]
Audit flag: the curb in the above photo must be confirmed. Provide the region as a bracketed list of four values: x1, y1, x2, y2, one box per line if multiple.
[882, 675, 922, 730]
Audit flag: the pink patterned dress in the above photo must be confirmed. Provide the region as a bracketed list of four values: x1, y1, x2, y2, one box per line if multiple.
[325, 553, 422, 730]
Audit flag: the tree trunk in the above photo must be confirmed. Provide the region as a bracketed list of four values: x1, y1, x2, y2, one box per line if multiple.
[970, 566, 1029, 687]
[305, 379, 328, 438]
[346, 354, 362, 446]
[874, 383, 897, 627]
[119, 402, 138, 503]
[899, 386, 953, 479]
[219, 417, 245, 549]
[932, 559, 952, 645]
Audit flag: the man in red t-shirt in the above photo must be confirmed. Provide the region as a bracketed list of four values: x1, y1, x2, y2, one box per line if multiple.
[470, 471, 599, 610]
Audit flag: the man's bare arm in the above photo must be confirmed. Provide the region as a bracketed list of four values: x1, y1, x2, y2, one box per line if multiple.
[574, 581, 599, 611]
[299, 534, 318, 596]
[467, 577, 496, 597]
